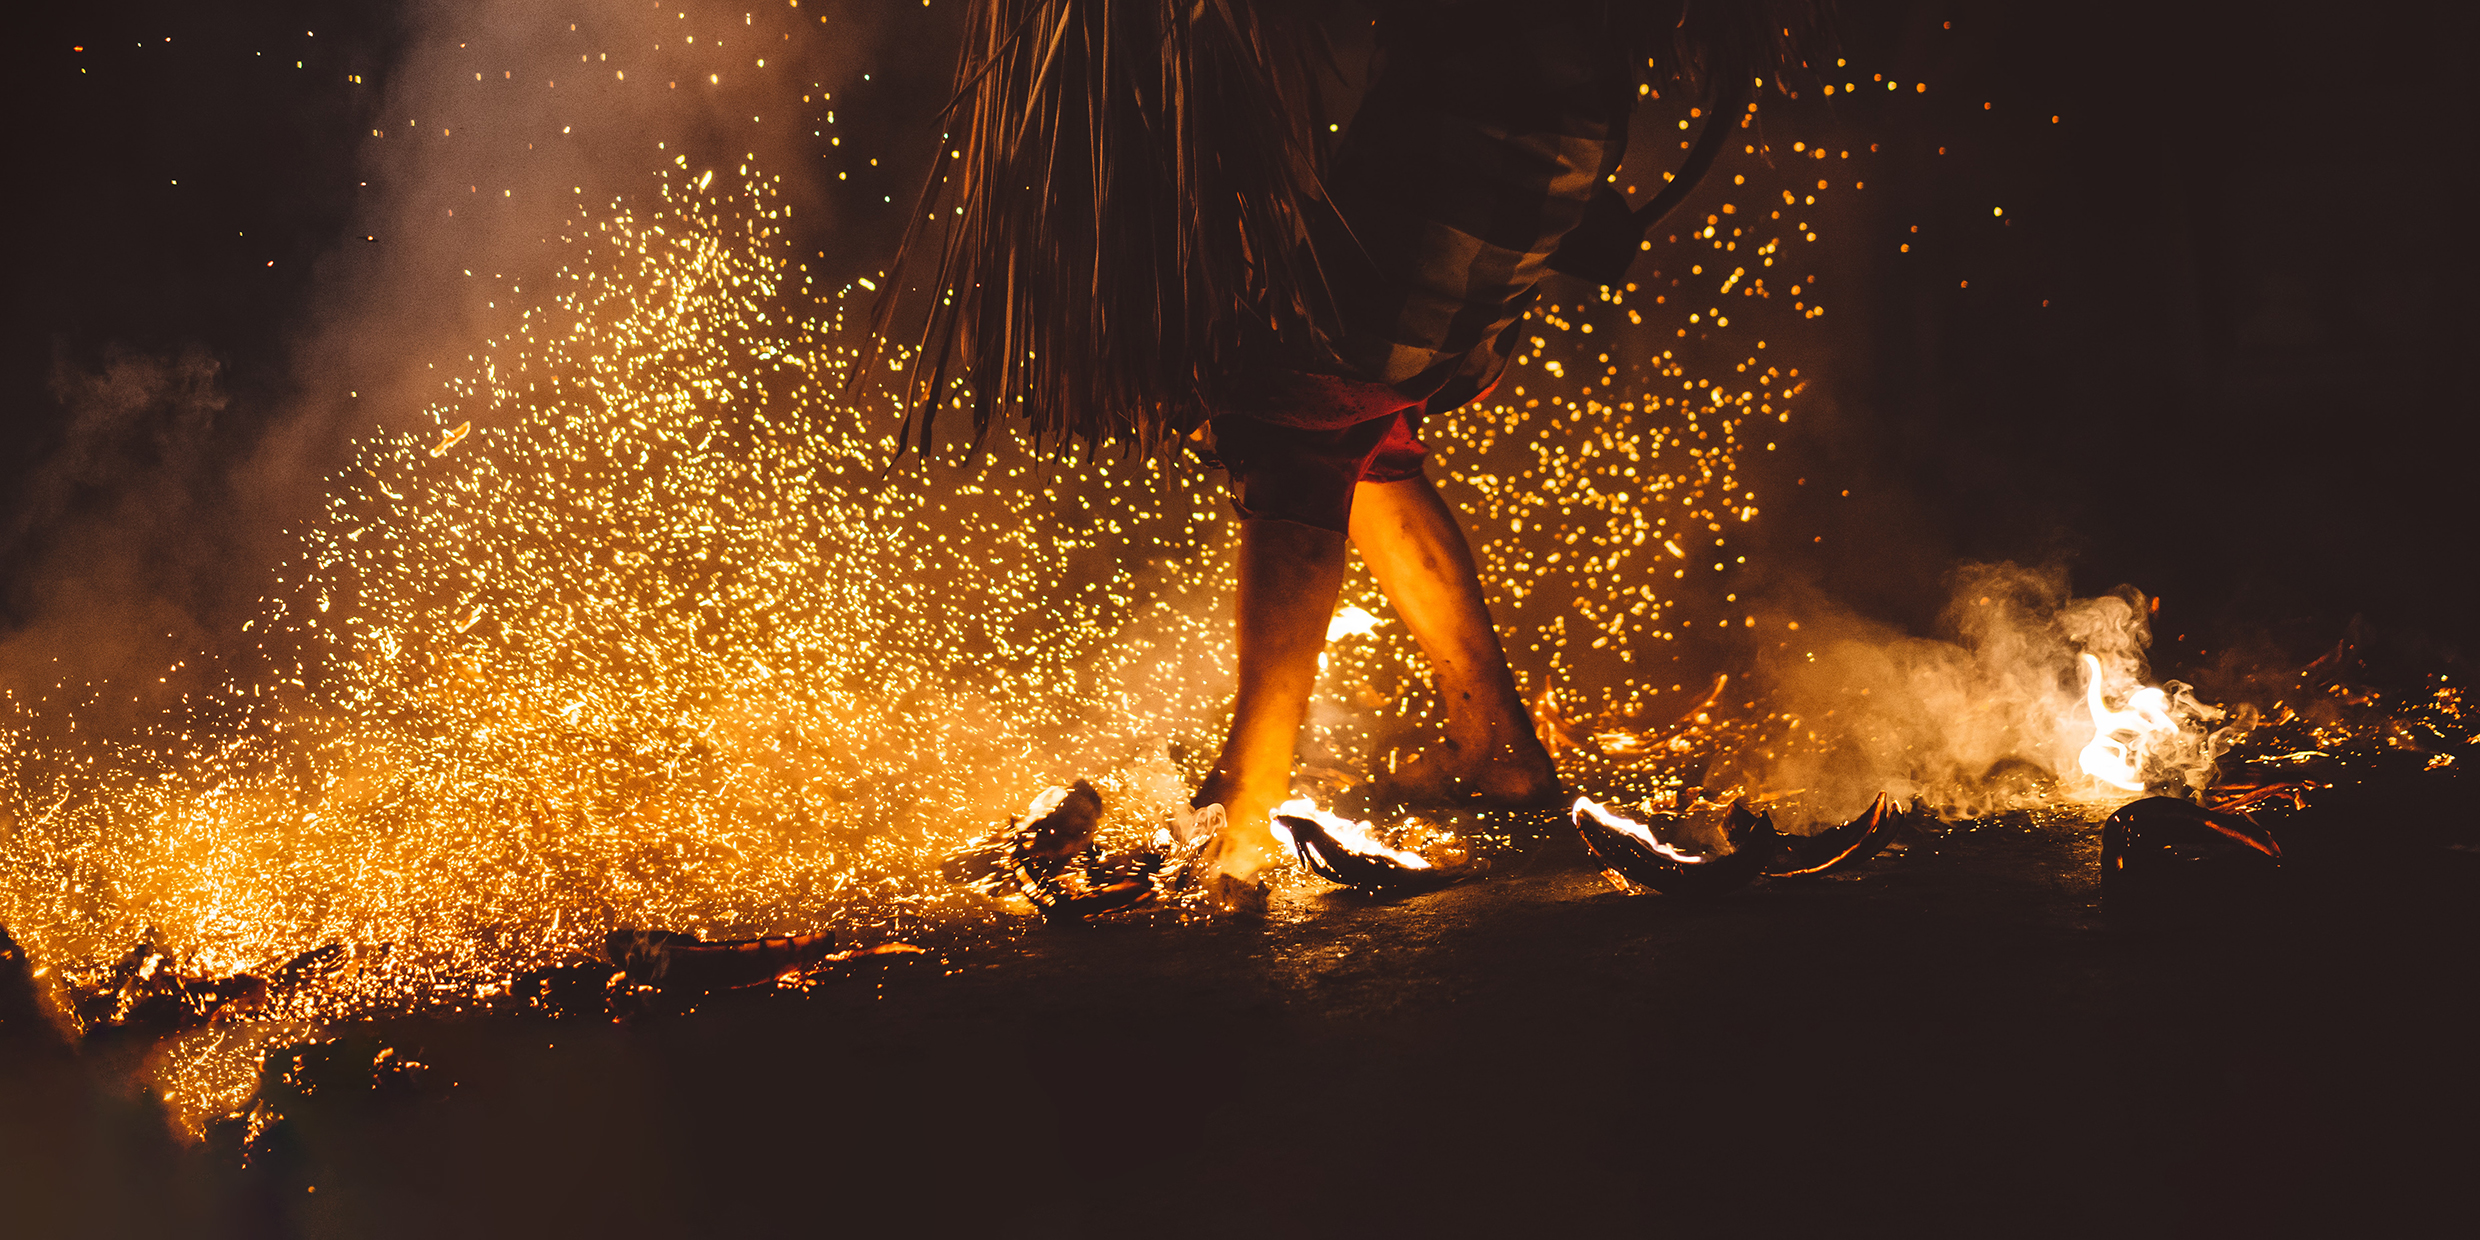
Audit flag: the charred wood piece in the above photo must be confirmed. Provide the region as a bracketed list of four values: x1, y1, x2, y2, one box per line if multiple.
[1765, 792, 1909, 877]
[1016, 780, 1105, 862]
[1023, 850, 1170, 924]
[1573, 797, 1777, 896]
[2101, 795, 2283, 903]
[1277, 814, 1467, 894]
[947, 780, 1179, 923]
[942, 780, 1107, 894]
[262, 1035, 448, 1107]
[73, 942, 267, 1044]
[604, 928, 838, 992]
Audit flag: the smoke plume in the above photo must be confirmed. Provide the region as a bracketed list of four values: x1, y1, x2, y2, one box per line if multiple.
[1731, 561, 2223, 826]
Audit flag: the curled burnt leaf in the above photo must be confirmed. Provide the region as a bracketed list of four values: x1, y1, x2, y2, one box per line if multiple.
[1573, 797, 1777, 896]
[947, 780, 1178, 923]
[1766, 792, 1908, 878]
[1276, 808, 1469, 895]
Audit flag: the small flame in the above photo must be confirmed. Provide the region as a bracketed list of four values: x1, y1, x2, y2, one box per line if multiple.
[2075, 652, 2179, 792]
[1273, 797, 1431, 869]
[1571, 797, 1710, 864]
[1325, 605, 1381, 642]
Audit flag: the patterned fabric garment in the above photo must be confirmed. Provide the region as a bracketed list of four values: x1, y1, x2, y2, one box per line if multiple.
[1209, 3, 1649, 532]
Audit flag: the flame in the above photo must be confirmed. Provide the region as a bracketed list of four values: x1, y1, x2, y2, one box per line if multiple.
[1571, 796, 1710, 864]
[2075, 652, 2180, 792]
[1325, 605, 1382, 642]
[1272, 798, 1431, 870]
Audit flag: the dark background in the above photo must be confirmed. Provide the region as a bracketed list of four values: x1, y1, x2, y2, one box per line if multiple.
[4, 0, 2473, 664]
[1781, 0, 2480, 675]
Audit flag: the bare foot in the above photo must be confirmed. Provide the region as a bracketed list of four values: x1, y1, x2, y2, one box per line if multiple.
[1190, 777, 1285, 881]
[1364, 737, 1560, 809]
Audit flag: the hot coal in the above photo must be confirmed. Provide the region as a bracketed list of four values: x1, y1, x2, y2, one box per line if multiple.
[2101, 795, 2284, 904]
[1574, 798, 1778, 896]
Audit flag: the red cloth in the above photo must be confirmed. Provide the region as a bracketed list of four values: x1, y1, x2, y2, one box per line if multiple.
[1209, 364, 1504, 531]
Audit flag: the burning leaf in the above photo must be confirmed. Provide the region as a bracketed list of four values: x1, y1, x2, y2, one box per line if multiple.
[1274, 799, 1469, 894]
[2201, 779, 2315, 815]
[1572, 796, 1775, 896]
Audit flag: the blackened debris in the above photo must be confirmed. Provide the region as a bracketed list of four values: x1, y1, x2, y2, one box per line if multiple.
[2101, 795, 2284, 903]
[510, 960, 621, 1018]
[73, 942, 266, 1047]
[1019, 848, 1168, 923]
[943, 780, 1109, 895]
[603, 928, 838, 992]
[270, 943, 352, 995]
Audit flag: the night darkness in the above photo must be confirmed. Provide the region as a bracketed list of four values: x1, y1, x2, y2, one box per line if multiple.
[5, 3, 2478, 1237]
[10, 1, 2474, 675]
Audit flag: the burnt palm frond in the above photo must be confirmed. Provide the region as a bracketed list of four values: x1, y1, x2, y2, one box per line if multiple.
[867, 0, 1333, 460]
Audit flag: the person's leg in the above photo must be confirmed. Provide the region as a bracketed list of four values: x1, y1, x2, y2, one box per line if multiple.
[1349, 473, 1558, 806]
[1194, 517, 1350, 879]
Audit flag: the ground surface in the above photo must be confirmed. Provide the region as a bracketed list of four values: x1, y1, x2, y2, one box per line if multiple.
[5, 768, 2476, 1239]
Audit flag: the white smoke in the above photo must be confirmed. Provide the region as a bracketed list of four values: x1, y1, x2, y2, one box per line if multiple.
[1730, 562, 2228, 826]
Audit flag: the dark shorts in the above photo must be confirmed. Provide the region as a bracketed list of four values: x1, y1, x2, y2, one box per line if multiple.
[1209, 3, 1644, 531]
